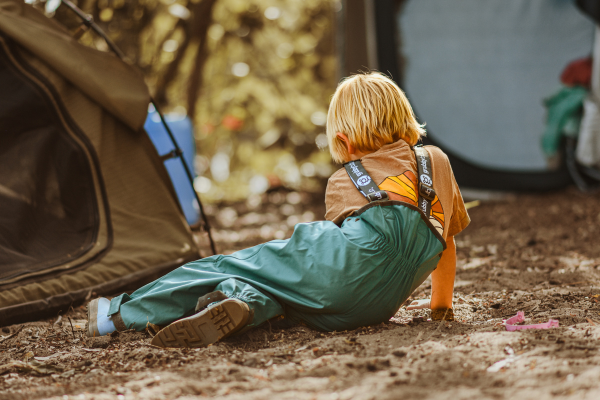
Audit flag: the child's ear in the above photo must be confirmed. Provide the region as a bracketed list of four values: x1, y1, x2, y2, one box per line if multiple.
[336, 132, 355, 155]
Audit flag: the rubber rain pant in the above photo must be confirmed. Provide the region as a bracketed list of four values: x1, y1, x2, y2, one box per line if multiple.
[108, 204, 444, 332]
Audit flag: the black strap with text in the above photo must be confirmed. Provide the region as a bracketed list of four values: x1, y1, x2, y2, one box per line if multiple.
[414, 145, 436, 217]
[343, 160, 389, 202]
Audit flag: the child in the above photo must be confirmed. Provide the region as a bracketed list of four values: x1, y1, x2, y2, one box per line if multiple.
[87, 72, 470, 347]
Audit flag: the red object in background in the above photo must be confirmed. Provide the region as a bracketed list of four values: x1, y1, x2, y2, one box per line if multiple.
[560, 56, 593, 88]
[222, 115, 244, 131]
[267, 174, 282, 189]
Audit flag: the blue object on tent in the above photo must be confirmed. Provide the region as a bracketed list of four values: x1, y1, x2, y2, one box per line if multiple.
[144, 110, 199, 226]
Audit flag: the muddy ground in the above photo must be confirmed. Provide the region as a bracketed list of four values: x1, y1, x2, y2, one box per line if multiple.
[1, 187, 600, 400]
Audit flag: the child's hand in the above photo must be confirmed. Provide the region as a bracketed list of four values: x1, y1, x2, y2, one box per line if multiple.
[406, 299, 430, 310]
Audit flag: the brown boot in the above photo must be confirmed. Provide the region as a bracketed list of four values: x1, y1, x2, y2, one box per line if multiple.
[151, 299, 251, 348]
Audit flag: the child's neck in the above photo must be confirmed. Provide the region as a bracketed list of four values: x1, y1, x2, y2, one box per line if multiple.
[347, 148, 374, 161]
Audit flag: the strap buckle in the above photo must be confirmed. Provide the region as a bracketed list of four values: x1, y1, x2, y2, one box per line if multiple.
[419, 182, 436, 202]
[366, 190, 389, 202]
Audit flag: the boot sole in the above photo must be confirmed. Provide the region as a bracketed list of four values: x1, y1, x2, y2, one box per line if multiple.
[150, 299, 249, 348]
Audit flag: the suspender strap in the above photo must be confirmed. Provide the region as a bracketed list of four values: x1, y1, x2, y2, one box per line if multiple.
[343, 160, 389, 202]
[414, 145, 436, 216]
[343, 146, 435, 210]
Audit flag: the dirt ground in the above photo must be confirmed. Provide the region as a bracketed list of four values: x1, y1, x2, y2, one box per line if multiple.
[1, 187, 600, 400]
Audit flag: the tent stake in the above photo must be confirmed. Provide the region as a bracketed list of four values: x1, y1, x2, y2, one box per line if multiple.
[61, 0, 217, 255]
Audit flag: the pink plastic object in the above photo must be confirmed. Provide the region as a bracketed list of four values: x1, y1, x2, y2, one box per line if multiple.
[503, 311, 559, 331]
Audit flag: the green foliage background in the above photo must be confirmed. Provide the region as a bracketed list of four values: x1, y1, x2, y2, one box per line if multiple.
[37, 0, 339, 201]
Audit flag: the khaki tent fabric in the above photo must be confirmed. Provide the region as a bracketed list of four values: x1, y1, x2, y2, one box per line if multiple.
[0, 0, 149, 131]
[0, 1, 199, 325]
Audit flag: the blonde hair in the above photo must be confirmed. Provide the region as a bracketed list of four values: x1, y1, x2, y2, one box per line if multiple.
[326, 72, 426, 164]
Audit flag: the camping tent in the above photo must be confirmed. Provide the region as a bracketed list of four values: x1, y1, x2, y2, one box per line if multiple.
[0, 0, 200, 326]
[340, 0, 598, 191]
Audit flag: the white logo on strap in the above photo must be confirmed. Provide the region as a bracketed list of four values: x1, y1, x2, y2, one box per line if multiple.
[420, 174, 432, 186]
[357, 176, 372, 186]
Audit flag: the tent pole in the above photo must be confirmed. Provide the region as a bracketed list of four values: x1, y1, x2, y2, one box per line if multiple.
[61, 0, 218, 256]
[150, 98, 218, 256]
[61, 0, 127, 60]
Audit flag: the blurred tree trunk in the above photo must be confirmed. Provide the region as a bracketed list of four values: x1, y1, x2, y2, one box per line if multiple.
[154, 0, 217, 111]
[186, 0, 217, 116]
[153, 17, 188, 106]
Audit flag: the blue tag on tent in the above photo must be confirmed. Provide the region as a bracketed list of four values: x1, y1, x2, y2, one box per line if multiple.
[144, 111, 200, 226]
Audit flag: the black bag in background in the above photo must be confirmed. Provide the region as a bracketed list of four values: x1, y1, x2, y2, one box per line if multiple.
[577, 0, 600, 25]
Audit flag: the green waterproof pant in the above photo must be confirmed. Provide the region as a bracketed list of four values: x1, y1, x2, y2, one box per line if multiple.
[108, 204, 444, 332]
